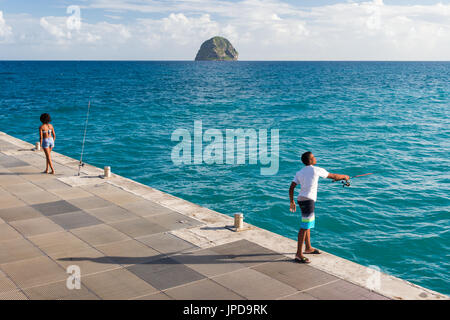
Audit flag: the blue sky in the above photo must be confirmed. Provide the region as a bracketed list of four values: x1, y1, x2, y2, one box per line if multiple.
[0, 0, 449, 60]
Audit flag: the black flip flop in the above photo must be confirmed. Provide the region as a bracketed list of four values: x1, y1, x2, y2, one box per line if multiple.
[304, 249, 321, 254]
[294, 256, 310, 264]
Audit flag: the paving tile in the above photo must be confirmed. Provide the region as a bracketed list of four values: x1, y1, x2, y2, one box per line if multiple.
[1, 256, 67, 289]
[28, 231, 91, 256]
[96, 191, 145, 206]
[0, 193, 26, 209]
[0, 237, 42, 264]
[164, 278, 244, 300]
[83, 268, 159, 299]
[127, 256, 206, 291]
[144, 212, 203, 231]
[0, 290, 28, 300]
[20, 173, 58, 183]
[6, 182, 43, 195]
[24, 280, 99, 300]
[171, 248, 248, 278]
[10, 216, 64, 237]
[49, 211, 103, 230]
[0, 141, 18, 151]
[85, 205, 139, 223]
[120, 200, 180, 217]
[1, 159, 30, 168]
[67, 196, 114, 210]
[0, 273, 18, 293]
[137, 232, 198, 255]
[5, 165, 37, 174]
[304, 279, 389, 300]
[95, 239, 161, 266]
[0, 223, 23, 241]
[39, 179, 73, 191]
[48, 186, 93, 200]
[49, 164, 76, 175]
[209, 239, 286, 267]
[0, 205, 43, 222]
[18, 190, 61, 205]
[71, 224, 131, 246]
[109, 217, 169, 238]
[54, 247, 121, 276]
[0, 166, 9, 173]
[132, 292, 173, 300]
[252, 259, 339, 291]
[0, 185, 9, 195]
[0, 174, 27, 187]
[213, 268, 298, 300]
[31, 200, 81, 216]
[81, 183, 124, 196]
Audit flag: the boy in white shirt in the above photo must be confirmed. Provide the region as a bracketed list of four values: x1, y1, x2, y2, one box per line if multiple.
[289, 151, 349, 263]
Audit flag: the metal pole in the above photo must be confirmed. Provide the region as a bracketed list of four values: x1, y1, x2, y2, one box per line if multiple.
[78, 101, 90, 176]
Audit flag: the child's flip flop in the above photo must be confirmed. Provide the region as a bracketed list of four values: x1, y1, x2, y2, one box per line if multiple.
[304, 249, 321, 254]
[294, 256, 310, 264]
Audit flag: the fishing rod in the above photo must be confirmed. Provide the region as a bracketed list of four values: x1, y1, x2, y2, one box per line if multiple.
[78, 101, 91, 176]
[338, 172, 374, 187]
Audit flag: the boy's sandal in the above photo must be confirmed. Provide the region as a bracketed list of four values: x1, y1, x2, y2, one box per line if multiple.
[304, 249, 321, 254]
[294, 256, 310, 264]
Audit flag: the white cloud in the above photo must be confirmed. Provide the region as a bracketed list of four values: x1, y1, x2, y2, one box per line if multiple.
[1, 0, 450, 60]
[0, 11, 13, 41]
[81, 0, 450, 60]
[40, 17, 70, 40]
[38, 15, 133, 47]
[160, 13, 219, 45]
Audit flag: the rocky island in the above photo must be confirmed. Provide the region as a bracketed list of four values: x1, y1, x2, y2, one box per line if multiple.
[195, 36, 238, 61]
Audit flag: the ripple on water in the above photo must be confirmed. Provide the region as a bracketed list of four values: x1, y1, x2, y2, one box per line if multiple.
[0, 61, 448, 295]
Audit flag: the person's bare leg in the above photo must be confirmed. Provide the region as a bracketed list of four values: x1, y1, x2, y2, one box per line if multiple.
[304, 229, 315, 253]
[296, 229, 308, 259]
[47, 147, 55, 174]
[43, 148, 50, 173]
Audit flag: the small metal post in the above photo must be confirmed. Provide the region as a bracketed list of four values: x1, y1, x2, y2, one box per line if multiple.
[104, 166, 111, 178]
[35, 142, 41, 151]
[234, 213, 243, 230]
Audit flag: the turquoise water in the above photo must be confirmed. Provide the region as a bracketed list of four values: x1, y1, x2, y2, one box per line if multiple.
[0, 61, 449, 295]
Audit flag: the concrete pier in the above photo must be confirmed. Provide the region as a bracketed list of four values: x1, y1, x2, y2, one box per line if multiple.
[0, 131, 447, 300]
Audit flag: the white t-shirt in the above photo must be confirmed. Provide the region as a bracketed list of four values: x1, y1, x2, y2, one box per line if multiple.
[292, 165, 329, 202]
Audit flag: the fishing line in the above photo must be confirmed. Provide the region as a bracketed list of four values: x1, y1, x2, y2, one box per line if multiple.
[78, 101, 90, 176]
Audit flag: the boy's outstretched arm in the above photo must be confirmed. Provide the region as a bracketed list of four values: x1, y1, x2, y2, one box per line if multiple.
[289, 182, 297, 212]
[327, 173, 350, 181]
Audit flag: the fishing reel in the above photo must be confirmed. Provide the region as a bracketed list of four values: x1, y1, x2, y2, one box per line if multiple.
[333, 179, 351, 187]
[77, 161, 85, 176]
[341, 179, 351, 187]
[333, 173, 373, 188]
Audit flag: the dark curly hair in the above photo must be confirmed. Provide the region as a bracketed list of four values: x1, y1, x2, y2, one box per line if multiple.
[301, 151, 313, 165]
[40, 113, 51, 124]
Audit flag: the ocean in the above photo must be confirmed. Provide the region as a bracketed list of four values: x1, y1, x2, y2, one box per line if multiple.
[0, 61, 448, 294]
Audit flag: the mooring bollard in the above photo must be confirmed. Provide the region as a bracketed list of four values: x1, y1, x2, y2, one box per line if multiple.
[234, 213, 244, 230]
[35, 142, 41, 151]
[104, 166, 111, 178]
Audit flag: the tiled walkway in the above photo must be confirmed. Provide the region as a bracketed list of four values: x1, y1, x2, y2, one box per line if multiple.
[0, 135, 391, 300]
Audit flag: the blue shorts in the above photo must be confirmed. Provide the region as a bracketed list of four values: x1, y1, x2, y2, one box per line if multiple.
[298, 200, 315, 229]
[42, 138, 54, 149]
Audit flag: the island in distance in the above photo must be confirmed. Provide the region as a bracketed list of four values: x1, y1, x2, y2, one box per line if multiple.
[195, 36, 238, 61]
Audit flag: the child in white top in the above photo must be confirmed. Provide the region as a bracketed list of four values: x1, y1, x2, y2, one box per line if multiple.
[289, 151, 349, 263]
